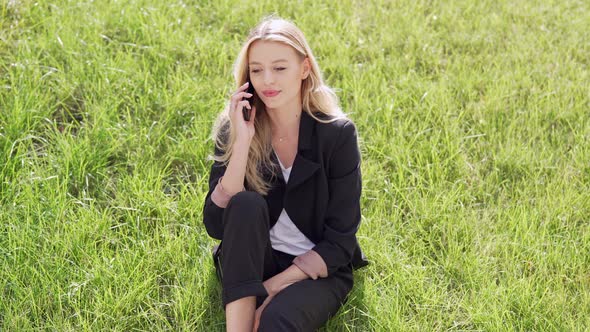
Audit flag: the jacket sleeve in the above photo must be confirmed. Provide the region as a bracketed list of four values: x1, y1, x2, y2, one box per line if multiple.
[310, 120, 362, 276]
[202, 132, 229, 240]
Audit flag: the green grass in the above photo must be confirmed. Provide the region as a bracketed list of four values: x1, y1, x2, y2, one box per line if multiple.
[1, 0, 588, 330]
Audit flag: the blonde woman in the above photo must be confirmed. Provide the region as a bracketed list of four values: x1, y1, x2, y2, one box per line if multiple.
[202, 16, 368, 331]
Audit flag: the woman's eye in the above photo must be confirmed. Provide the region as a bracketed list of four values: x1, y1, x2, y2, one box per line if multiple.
[275, 67, 286, 71]
[251, 69, 261, 73]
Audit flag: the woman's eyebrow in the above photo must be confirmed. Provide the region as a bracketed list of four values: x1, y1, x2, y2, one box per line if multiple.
[248, 59, 289, 65]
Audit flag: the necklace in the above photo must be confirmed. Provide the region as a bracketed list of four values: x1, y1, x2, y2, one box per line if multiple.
[273, 133, 289, 143]
[272, 125, 298, 143]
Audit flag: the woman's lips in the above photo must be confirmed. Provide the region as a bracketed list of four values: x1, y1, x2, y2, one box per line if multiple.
[262, 90, 280, 97]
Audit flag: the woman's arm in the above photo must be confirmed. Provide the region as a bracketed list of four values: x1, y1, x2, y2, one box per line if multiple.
[203, 84, 257, 239]
[202, 137, 251, 239]
[299, 120, 362, 277]
[221, 140, 251, 195]
[210, 139, 250, 207]
[253, 264, 309, 330]
[263, 264, 308, 296]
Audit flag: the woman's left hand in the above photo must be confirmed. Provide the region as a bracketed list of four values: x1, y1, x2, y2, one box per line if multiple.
[252, 293, 274, 331]
[252, 279, 295, 331]
[252, 264, 307, 330]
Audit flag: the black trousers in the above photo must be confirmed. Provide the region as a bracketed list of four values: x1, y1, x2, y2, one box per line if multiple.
[216, 191, 353, 331]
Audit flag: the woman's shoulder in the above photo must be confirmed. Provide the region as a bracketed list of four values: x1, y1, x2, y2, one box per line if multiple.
[310, 111, 354, 130]
[310, 112, 357, 140]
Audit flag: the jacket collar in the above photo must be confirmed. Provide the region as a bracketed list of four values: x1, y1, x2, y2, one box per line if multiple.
[297, 110, 314, 152]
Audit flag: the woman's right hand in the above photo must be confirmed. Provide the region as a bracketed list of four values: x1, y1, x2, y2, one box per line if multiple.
[229, 81, 257, 145]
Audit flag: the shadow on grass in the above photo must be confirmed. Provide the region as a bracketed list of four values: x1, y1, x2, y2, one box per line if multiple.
[321, 268, 372, 331]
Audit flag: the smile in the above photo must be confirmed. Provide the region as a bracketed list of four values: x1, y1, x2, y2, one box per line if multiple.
[262, 90, 281, 97]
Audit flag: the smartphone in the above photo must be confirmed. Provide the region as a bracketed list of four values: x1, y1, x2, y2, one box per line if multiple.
[242, 80, 255, 121]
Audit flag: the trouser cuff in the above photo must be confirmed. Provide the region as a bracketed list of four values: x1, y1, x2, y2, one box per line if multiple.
[222, 280, 268, 307]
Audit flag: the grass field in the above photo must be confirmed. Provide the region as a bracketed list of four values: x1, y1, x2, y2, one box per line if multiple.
[1, 0, 589, 330]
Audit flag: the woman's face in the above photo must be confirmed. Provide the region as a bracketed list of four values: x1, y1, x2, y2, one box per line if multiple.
[247, 40, 309, 112]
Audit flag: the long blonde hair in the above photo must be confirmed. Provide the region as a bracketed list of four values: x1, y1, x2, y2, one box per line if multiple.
[210, 16, 346, 195]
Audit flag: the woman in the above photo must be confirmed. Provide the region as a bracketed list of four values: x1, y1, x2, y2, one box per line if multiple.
[202, 16, 368, 331]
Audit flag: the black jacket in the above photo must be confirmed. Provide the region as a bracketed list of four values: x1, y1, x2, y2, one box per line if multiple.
[202, 111, 368, 275]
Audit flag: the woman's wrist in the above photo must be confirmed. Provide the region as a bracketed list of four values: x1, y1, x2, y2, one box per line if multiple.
[233, 136, 252, 150]
[263, 278, 283, 297]
[263, 264, 308, 296]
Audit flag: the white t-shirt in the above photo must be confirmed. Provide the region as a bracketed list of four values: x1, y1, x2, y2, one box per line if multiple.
[269, 152, 315, 256]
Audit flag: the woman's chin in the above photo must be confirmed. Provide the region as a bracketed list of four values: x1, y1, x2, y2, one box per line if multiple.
[263, 101, 281, 111]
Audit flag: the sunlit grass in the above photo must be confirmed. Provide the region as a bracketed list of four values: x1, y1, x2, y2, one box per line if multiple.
[1, 0, 589, 330]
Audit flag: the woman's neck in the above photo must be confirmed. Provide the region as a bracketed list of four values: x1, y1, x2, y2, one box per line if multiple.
[267, 103, 302, 140]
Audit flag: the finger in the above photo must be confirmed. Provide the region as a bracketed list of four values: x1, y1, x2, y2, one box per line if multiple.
[254, 306, 263, 331]
[232, 91, 253, 100]
[252, 304, 265, 330]
[254, 302, 266, 330]
[235, 100, 251, 112]
[234, 81, 250, 95]
[230, 92, 253, 108]
[253, 311, 260, 331]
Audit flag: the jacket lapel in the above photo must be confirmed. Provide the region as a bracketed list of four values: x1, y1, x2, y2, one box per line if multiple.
[287, 111, 320, 190]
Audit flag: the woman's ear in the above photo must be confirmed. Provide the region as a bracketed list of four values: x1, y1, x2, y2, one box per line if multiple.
[301, 57, 311, 80]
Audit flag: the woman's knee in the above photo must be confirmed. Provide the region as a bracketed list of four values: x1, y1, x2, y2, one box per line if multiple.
[223, 191, 269, 228]
[227, 191, 266, 210]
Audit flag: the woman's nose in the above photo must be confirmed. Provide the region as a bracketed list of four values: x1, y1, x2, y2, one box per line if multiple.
[263, 71, 275, 85]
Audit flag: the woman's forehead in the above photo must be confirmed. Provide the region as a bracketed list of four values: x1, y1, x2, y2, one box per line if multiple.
[248, 41, 298, 65]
